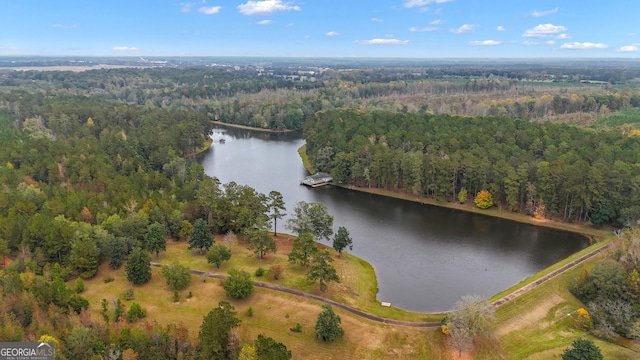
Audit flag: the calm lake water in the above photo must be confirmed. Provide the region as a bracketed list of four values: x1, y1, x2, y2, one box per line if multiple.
[196, 126, 589, 312]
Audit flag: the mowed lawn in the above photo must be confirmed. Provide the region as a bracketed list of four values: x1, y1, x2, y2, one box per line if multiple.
[80, 235, 640, 359]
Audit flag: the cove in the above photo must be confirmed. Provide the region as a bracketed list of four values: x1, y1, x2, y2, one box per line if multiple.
[196, 126, 589, 313]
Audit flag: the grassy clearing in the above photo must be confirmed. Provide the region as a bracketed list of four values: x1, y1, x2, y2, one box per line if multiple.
[80, 236, 640, 359]
[490, 251, 639, 359]
[82, 252, 444, 359]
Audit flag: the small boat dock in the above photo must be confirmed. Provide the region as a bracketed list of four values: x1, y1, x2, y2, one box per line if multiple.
[300, 172, 333, 187]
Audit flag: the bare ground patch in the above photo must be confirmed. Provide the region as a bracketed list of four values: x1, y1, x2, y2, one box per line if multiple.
[497, 293, 565, 336]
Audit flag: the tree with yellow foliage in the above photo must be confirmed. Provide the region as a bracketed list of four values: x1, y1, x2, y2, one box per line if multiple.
[474, 190, 493, 209]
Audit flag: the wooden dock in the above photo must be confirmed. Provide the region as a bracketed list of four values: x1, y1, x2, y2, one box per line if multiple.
[300, 172, 333, 187]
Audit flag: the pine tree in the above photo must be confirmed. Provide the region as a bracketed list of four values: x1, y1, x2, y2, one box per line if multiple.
[314, 304, 344, 342]
[125, 247, 152, 285]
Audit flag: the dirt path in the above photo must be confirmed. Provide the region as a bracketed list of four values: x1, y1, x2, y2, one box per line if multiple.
[150, 243, 607, 328]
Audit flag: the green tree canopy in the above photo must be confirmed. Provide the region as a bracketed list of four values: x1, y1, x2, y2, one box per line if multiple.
[125, 247, 152, 285]
[189, 218, 213, 254]
[198, 301, 241, 360]
[314, 304, 344, 342]
[206, 244, 232, 268]
[287, 232, 318, 267]
[285, 201, 334, 241]
[267, 190, 286, 236]
[145, 222, 167, 257]
[161, 262, 191, 291]
[223, 268, 254, 299]
[244, 229, 277, 259]
[254, 334, 292, 360]
[307, 250, 340, 291]
[561, 338, 604, 360]
[332, 226, 353, 256]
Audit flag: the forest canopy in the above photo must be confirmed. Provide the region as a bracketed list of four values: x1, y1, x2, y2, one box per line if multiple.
[303, 108, 640, 227]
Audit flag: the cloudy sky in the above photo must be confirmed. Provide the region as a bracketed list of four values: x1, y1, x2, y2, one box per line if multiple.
[1, 0, 639, 57]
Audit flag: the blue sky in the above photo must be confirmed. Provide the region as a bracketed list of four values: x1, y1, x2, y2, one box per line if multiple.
[1, 0, 639, 58]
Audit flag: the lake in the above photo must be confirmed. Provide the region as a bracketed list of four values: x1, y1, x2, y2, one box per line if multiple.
[195, 126, 589, 312]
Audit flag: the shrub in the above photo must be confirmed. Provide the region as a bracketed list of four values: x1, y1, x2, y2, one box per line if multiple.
[291, 323, 302, 333]
[74, 278, 85, 293]
[268, 264, 284, 280]
[246, 307, 253, 317]
[127, 302, 146, 323]
[123, 289, 135, 301]
[254, 267, 265, 277]
[104, 277, 114, 283]
[173, 290, 180, 302]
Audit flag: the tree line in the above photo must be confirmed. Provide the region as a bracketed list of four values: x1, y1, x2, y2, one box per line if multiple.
[303, 108, 640, 227]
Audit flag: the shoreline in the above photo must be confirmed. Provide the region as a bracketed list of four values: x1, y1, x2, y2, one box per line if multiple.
[182, 137, 212, 158]
[212, 120, 296, 133]
[297, 144, 607, 240]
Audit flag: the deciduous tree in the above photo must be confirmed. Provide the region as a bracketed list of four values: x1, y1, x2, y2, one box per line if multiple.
[474, 190, 493, 209]
[244, 229, 277, 259]
[161, 262, 191, 291]
[206, 244, 232, 268]
[332, 226, 353, 256]
[145, 222, 166, 257]
[223, 268, 253, 299]
[189, 218, 213, 254]
[285, 201, 334, 241]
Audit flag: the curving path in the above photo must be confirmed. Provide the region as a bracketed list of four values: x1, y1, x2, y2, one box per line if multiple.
[150, 244, 607, 328]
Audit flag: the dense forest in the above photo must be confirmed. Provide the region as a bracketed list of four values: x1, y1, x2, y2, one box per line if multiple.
[0, 97, 291, 358]
[2, 64, 640, 131]
[303, 109, 640, 227]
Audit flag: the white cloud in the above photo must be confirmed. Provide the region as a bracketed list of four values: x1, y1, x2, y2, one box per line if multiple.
[531, 7, 559, 17]
[556, 33, 571, 39]
[326, 31, 339, 36]
[354, 38, 410, 45]
[523, 40, 555, 46]
[257, 19, 272, 25]
[522, 23, 566, 38]
[468, 40, 502, 46]
[371, 18, 384, 23]
[430, 19, 444, 25]
[617, 44, 640, 52]
[404, 0, 455, 8]
[410, 26, 439, 32]
[496, 25, 505, 31]
[198, 6, 222, 15]
[450, 24, 477, 34]
[560, 42, 608, 50]
[626, 33, 637, 37]
[304, 35, 311, 39]
[112, 46, 139, 52]
[179, 2, 195, 12]
[237, 0, 300, 16]
[51, 24, 77, 29]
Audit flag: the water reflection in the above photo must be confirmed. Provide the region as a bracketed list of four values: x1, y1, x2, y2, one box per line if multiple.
[196, 126, 589, 312]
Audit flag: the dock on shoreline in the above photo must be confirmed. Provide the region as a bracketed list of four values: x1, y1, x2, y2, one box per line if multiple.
[300, 172, 333, 187]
